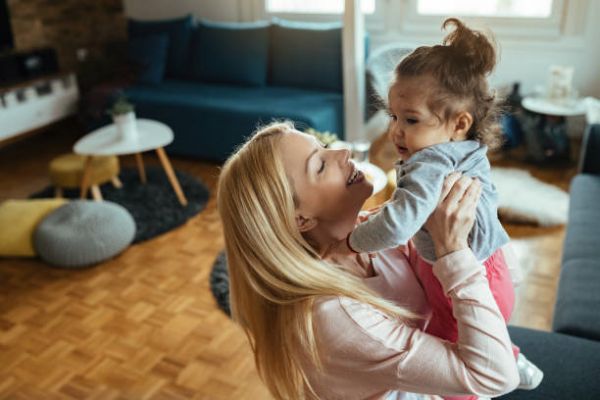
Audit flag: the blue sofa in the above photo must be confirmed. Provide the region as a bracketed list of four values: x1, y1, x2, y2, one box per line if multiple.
[498, 124, 600, 399]
[124, 16, 346, 161]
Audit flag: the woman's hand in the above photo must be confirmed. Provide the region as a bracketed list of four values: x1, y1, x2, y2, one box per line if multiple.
[425, 172, 482, 259]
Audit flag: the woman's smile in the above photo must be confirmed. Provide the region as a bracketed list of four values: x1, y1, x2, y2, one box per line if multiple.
[346, 162, 365, 186]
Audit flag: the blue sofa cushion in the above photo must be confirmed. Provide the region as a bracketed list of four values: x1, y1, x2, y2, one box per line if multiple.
[498, 326, 600, 399]
[270, 19, 343, 92]
[581, 124, 600, 174]
[127, 34, 169, 84]
[124, 79, 344, 161]
[553, 259, 600, 341]
[562, 174, 600, 264]
[191, 20, 270, 86]
[128, 15, 194, 78]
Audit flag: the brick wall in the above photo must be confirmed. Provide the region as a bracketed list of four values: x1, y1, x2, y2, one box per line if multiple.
[7, 0, 127, 87]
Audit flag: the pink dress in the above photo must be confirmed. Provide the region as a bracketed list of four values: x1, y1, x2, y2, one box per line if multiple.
[302, 247, 519, 400]
[411, 243, 520, 400]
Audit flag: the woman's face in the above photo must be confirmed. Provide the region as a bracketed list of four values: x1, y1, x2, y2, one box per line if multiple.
[279, 131, 373, 236]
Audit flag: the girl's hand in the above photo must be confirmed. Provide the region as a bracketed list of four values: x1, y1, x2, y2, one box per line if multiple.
[425, 172, 482, 258]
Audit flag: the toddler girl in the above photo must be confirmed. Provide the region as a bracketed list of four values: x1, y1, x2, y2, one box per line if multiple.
[346, 18, 542, 399]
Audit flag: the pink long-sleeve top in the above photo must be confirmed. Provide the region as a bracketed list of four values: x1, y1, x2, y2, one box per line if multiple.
[303, 247, 519, 400]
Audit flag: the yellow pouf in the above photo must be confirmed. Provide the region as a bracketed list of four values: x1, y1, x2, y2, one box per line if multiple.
[0, 199, 67, 257]
[49, 154, 120, 200]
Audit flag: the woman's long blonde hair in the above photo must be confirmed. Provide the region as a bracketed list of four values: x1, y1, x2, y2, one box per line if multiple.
[217, 121, 417, 399]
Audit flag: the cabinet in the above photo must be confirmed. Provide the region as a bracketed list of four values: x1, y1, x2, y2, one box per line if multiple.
[0, 72, 79, 145]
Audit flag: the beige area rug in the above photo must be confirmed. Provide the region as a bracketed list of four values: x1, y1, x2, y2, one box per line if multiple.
[491, 167, 569, 227]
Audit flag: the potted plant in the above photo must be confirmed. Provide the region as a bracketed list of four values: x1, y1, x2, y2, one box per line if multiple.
[108, 95, 137, 141]
[305, 128, 338, 148]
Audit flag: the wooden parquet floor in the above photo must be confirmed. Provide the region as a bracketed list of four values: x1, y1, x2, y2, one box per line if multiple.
[0, 119, 578, 399]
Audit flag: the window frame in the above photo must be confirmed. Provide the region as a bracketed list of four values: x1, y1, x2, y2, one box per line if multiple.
[255, 0, 386, 32]
[402, 0, 566, 39]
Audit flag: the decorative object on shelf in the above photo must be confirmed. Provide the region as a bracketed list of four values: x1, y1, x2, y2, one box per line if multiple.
[547, 65, 576, 105]
[305, 127, 338, 147]
[108, 95, 137, 141]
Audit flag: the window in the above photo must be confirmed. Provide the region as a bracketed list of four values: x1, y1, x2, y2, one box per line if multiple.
[265, 0, 375, 15]
[417, 0, 554, 19]
[398, 0, 567, 40]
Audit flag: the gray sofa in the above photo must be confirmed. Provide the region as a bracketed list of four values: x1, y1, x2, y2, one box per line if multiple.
[498, 123, 600, 399]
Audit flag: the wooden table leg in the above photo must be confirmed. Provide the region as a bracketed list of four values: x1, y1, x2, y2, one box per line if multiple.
[80, 156, 93, 199]
[91, 185, 103, 201]
[135, 153, 147, 184]
[156, 147, 188, 206]
[111, 176, 123, 188]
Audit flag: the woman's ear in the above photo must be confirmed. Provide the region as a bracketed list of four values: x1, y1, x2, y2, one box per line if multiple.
[452, 111, 473, 141]
[296, 214, 318, 232]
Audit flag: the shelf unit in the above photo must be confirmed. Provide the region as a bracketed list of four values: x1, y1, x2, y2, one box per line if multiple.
[0, 72, 79, 146]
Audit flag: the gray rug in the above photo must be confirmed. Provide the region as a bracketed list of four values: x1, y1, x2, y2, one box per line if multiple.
[210, 251, 231, 317]
[31, 166, 210, 243]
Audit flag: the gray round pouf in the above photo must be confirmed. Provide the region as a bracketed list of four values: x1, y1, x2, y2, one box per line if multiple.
[34, 200, 136, 268]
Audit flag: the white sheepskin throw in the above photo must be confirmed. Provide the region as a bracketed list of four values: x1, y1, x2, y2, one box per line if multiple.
[491, 167, 569, 226]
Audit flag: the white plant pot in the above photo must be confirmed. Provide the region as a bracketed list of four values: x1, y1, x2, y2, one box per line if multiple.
[113, 111, 138, 141]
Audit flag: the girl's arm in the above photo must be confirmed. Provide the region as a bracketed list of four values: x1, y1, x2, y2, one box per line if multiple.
[349, 151, 454, 253]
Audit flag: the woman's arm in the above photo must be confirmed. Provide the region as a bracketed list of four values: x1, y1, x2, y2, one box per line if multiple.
[313, 248, 518, 398]
[311, 175, 519, 398]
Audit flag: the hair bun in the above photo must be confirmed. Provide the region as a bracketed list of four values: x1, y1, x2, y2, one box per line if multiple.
[442, 18, 496, 76]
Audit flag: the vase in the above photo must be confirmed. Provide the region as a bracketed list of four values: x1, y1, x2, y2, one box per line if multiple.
[113, 111, 138, 141]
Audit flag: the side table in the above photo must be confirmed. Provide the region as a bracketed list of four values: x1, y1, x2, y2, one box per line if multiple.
[521, 97, 586, 162]
[74, 119, 188, 206]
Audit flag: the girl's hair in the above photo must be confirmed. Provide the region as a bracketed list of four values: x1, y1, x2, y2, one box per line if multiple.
[217, 121, 418, 399]
[396, 18, 503, 150]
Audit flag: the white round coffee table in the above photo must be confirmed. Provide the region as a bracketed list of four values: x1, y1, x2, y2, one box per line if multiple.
[73, 119, 188, 206]
[522, 97, 586, 117]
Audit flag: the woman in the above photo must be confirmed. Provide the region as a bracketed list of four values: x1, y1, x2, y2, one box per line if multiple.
[217, 121, 519, 400]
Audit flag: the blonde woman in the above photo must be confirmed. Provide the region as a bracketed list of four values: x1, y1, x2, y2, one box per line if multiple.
[217, 121, 519, 400]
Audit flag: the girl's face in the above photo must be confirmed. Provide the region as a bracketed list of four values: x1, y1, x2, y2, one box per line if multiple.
[387, 75, 457, 160]
[279, 131, 373, 236]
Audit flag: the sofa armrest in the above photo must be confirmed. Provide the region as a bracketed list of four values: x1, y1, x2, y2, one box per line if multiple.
[496, 326, 600, 399]
[579, 123, 600, 175]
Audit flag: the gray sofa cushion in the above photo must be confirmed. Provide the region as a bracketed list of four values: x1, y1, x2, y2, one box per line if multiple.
[562, 175, 600, 264]
[498, 326, 600, 399]
[34, 200, 136, 268]
[552, 259, 600, 341]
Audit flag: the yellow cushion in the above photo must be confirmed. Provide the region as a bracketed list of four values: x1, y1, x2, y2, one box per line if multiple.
[0, 199, 67, 257]
[49, 154, 119, 188]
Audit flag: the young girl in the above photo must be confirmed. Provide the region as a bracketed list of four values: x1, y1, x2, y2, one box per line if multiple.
[345, 18, 542, 398]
